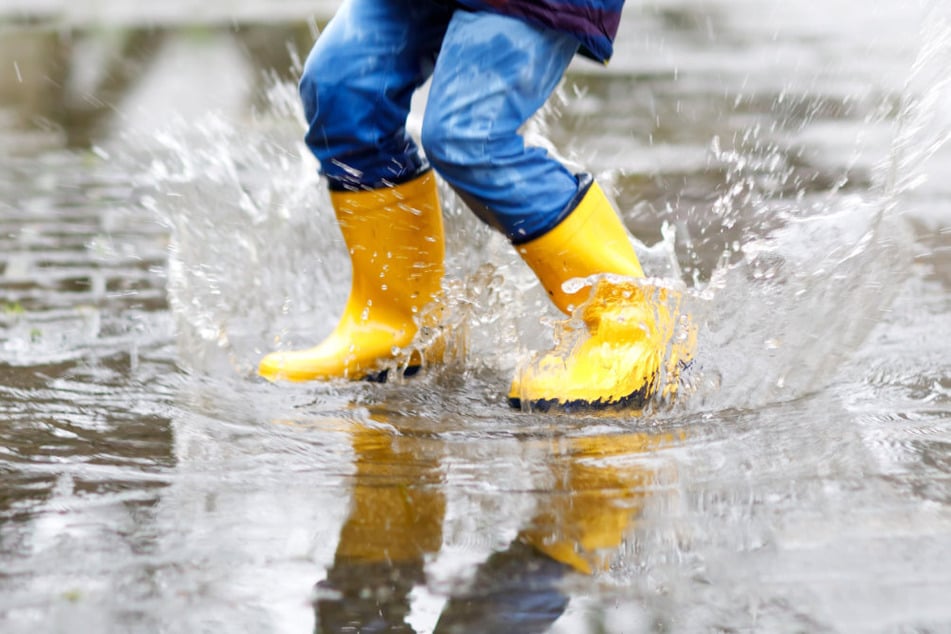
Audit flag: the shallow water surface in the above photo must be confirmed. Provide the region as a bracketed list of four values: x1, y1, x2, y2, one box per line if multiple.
[1, 1, 950, 632]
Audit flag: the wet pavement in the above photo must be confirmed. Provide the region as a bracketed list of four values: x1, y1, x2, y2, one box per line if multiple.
[1, 1, 950, 632]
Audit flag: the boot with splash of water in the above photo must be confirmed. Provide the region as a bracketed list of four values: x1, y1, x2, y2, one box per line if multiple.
[508, 178, 693, 412]
[258, 171, 445, 382]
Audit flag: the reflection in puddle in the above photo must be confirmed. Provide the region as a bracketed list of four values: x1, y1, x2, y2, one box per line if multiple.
[313, 414, 680, 633]
[315, 420, 445, 632]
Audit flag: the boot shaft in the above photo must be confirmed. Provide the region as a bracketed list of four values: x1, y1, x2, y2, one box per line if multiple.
[514, 180, 644, 315]
[330, 171, 446, 315]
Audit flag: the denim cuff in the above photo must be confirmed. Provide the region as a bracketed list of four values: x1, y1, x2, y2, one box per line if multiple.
[509, 173, 594, 245]
[325, 161, 432, 193]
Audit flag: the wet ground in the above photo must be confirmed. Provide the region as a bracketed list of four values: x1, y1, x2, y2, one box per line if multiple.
[1, 0, 950, 632]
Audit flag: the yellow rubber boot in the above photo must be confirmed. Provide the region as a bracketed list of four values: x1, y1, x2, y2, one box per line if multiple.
[258, 171, 444, 382]
[508, 181, 687, 411]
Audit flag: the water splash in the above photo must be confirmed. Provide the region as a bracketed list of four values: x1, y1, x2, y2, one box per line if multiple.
[142, 8, 950, 414]
[142, 78, 521, 382]
[142, 81, 332, 376]
[878, 10, 951, 211]
[665, 5, 951, 412]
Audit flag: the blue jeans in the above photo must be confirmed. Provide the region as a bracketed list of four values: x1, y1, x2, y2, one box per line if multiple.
[300, 0, 582, 243]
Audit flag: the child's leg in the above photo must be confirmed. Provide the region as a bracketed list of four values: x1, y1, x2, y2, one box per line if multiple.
[259, 0, 452, 382]
[422, 11, 682, 411]
[300, 0, 452, 190]
[420, 10, 580, 243]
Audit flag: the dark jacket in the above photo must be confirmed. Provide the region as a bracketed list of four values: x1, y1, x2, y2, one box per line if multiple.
[454, 0, 624, 63]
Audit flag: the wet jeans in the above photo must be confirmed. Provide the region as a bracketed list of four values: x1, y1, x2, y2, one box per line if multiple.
[299, 0, 582, 243]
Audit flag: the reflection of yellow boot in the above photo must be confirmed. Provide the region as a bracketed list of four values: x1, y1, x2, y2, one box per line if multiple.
[335, 424, 445, 564]
[508, 180, 687, 411]
[519, 431, 680, 574]
[317, 422, 444, 633]
[259, 172, 444, 382]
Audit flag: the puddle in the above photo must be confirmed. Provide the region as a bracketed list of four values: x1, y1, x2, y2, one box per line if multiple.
[1, 1, 950, 632]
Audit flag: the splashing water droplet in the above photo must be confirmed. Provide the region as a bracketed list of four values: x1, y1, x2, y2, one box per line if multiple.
[561, 276, 591, 295]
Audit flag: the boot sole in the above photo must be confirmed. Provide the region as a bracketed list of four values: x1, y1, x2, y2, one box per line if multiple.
[507, 379, 653, 413]
[507, 356, 698, 413]
[362, 364, 421, 383]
